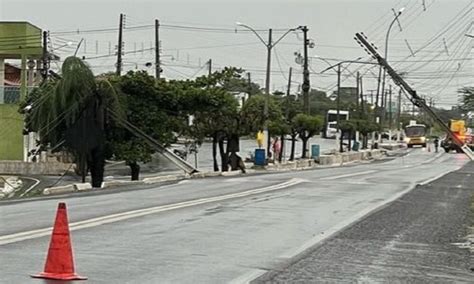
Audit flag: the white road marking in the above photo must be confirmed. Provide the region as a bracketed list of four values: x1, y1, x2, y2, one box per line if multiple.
[319, 170, 378, 180]
[0, 178, 306, 246]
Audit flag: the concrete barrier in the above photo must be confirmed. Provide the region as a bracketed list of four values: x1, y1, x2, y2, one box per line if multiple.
[43, 185, 75, 195]
[190, 171, 222, 179]
[143, 175, 183, 184]
[73, 183, 92, 191]
[0, 161, 72, 175]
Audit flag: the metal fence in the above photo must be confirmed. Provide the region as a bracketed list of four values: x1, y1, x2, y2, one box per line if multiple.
[0, 86, 36, 104]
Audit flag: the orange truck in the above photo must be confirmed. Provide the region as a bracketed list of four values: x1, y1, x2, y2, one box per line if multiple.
[441, 120, 474, 152]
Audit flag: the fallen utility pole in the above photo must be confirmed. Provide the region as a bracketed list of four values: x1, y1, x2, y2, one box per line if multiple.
[354, 32, 474, 160]
[108, 109, 198, 174]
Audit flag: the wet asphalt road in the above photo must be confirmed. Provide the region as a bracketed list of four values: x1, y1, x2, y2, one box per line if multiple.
[0, 148, 470, 283]
[255, 161, 474, 283]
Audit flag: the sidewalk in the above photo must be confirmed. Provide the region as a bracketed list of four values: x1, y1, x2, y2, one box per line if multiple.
[254, 161, 474, 283]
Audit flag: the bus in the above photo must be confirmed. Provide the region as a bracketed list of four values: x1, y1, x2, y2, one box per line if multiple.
[404, 124, 427, 148]
[324, 110, 349, 138]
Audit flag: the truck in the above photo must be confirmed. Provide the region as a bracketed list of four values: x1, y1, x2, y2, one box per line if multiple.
[440, 119, 474, 153]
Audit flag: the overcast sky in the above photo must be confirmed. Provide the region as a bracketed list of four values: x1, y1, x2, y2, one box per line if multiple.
[1, 0, 472, 108]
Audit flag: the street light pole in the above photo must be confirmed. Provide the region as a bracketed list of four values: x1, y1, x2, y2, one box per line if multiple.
[336, 63, 343, 153]
[380, 7, 405, 126]
[264, 29, 272, 123]
[236, 22, 300, 156]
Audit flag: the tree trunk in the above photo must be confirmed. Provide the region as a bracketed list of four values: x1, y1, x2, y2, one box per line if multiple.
[290, 134, 297, 161]
[128, 161, 140, 181]
[279, 134, 284, 163]
[88, 146, 105, 187]
[218, 134, 228, 172]
[339, 131, 344, 153]
[347, 130, 352, 151]
[212, 133, 219, 172]
[301, 136, 308, 158]
[227, 134, 240, 171]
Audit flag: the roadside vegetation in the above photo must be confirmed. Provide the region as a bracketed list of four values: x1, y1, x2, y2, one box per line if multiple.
[20, 57, 472, 184]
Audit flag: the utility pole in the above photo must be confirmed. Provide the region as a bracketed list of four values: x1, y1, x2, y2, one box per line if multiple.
[41, 31, 49, 81]
[116, 13, 124, 76]
[286, 67, 293, 119]
[155, 19, 161, 82]
[264, 29, 272, 120]
[359, 75, 365, 117]
[247, 72, 252, 97]
[356, 71, 360, 117]
[337, 63, 343, 153]
[302, 26, 310, 114]
[208, 58, 212, 77]
[388, 84, 392, 129]
[282, 67, 292, 163]
[397, 88, 402, 131]
[264, 29, 272, 157]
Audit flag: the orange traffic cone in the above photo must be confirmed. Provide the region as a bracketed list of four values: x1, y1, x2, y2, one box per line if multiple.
[31, 202, 87, 280]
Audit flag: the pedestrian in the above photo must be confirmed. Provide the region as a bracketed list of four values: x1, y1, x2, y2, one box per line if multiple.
[272, 137, 281, 162]
[257, 129, 264, 149]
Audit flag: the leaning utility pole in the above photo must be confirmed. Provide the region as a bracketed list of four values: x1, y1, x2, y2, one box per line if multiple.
[116, 13, 124, 76]
[155, 19, 161, 81]
[355, 32, 474, 160]
[302, 26, 310, 114]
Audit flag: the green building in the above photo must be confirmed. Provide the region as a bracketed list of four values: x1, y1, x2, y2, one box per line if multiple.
[0, 22, 42, 160]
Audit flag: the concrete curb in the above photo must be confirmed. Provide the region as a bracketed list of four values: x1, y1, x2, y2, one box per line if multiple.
[38, 148, 391, 198]
[102, 180, 144, 188]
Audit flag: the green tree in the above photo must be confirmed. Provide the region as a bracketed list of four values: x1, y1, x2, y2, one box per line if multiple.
[353, 119, 380, 149]
[291, 114, 323, 158]
[106, 71, 178, 180]
[274, 94, 302, 161]
[24, 57, 122, 187]
[184, 86, 239, 171]
[240, 94, 283, 133]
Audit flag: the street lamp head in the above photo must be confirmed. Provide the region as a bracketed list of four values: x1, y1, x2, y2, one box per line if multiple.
[398, 7, 405, 15]
[235, 22, 243, 26]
